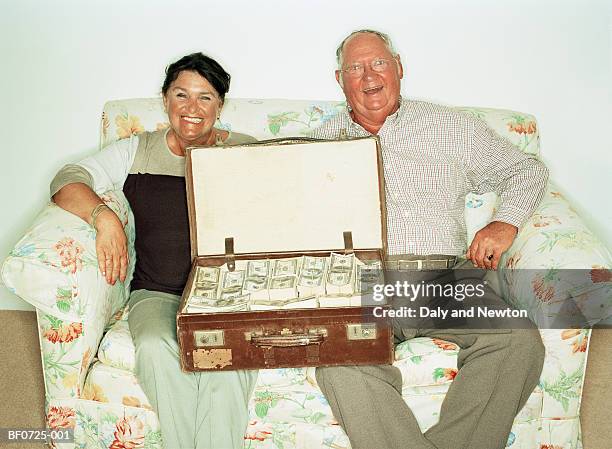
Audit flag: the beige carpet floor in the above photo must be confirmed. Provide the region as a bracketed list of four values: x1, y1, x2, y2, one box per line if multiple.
[580, 327, 612, 449]
[0, 310, 610, 449]
[0, 310, 46, 449]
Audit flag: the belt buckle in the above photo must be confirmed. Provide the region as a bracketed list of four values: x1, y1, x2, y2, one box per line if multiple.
[397, 259, 423, 271]
[390, 256, 455, 271]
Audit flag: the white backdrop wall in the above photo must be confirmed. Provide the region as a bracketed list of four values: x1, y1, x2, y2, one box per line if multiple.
[1, 0, 611, 310]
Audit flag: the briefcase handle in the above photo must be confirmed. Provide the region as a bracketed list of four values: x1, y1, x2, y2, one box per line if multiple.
[250, 332, 325, 348]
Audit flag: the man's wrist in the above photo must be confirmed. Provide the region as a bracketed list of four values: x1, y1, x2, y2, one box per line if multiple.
[491, 220, 518, 232]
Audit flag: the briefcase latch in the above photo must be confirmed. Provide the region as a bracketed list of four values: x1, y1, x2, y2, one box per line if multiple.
[194, 330, 225, 347]
[346, 323, 377, 340]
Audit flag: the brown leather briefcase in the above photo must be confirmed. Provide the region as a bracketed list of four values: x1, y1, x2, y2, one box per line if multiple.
[177, 137, 393, 371]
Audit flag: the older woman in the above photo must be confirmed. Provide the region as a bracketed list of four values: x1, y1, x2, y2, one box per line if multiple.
[51, 53, 257, 449]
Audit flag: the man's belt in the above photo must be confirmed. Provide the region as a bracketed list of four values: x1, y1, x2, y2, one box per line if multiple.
[384, 254, 457, 271]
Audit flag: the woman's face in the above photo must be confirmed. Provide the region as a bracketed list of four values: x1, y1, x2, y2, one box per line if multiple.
[163, 70, 222, 148]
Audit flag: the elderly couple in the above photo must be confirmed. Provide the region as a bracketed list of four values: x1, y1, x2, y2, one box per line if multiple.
[51, 29, 547, 449]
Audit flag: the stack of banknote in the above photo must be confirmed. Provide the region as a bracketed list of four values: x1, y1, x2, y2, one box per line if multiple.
[243, 260, 271, 301]
[326, 253, 355, 295]
[188, 267, 249, 312]
[185, 253, 383, 313]
[297, 256, 328, 298]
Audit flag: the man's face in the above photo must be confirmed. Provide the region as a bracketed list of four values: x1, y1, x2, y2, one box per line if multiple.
[336, 33, 403, 130]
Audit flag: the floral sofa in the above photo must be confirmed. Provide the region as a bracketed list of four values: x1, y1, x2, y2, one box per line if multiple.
[3, 97, 611, 449]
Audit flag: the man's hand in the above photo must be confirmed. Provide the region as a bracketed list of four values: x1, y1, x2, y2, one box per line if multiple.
[94, 209, 129, 285]
[467, 221, 518, 270]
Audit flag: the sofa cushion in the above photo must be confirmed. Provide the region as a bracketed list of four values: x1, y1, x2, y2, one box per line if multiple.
[98, 320, 136, 372]
[83, 362, 152, 410]
[393, 337, 459, 387]
[88, 350, 455, 434]
[91, 318, 541, 441]
[96, 317, 461, 432]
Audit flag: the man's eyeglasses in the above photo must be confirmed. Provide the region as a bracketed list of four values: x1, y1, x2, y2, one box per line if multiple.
[341, 58, 395, 78]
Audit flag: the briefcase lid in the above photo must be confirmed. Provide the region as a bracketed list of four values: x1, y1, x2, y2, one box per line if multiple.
[185, 137, 386, 259]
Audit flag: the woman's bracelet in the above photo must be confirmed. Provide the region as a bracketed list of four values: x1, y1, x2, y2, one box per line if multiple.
[90, 203, 111, 229]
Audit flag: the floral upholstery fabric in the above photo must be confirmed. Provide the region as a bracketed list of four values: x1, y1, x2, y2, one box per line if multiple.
[69, 319, 586, 448]
[98, 320, 135, 372]
[3, 97, 611, 449]
[3, 191, 136, 324]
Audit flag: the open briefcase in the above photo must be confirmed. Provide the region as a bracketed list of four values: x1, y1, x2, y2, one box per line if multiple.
[177, 136, 393, 371]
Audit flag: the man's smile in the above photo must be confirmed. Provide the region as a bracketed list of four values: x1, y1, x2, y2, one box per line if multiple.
[362, 85, 384, 95]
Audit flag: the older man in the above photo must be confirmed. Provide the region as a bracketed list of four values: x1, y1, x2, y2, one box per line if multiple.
[312, 30, 547, 449]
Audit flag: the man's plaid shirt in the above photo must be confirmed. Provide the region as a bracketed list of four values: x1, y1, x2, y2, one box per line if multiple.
[310, 98, 549, 256]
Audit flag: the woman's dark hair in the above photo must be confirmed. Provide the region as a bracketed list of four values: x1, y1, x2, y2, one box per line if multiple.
[162, 52, 231, 102]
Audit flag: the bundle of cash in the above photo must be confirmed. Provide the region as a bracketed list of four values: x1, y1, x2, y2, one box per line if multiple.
[191, 266, 221, 301]
[243, 260, 271, 301]
[269, 275, 298, 300]
[186, 294, 250, 313]
[272, 258, 301, 277]
[319, 294, 352, 308]
[193, 286, 218, 300]
[297, 256, 327, 297]
[326, 253, 355, 295]
[269, 258, 300, 300]
[219, 270, 246, 301]
[250, 295, 318, 311]
[196, 266, 221, 284]
[355, 261, 384, 294]
[243, 276, 270, 300]
[247, 259, 270, 278]
[280, 295, 318, 310]
[186, 254, 384, 313]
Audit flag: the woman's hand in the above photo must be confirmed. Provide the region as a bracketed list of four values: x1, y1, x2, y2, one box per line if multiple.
[53, 183, 129, 286]
[94, 208, 129, 285]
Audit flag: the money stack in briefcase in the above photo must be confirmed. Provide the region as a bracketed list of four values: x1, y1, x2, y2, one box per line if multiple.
[177, 136, 393, 371]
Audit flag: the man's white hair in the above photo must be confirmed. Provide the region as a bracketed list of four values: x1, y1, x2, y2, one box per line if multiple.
[336, 29, 397, 69]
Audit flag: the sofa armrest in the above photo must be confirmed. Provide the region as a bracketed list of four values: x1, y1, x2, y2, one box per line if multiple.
[37, 310, 108, 401]
[538, 328, 591, 418]
[492, 182, 605, 418]
[498, 181, 612, 328]
[1, 190, 135, 325]
[2, 190, 135, 401]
